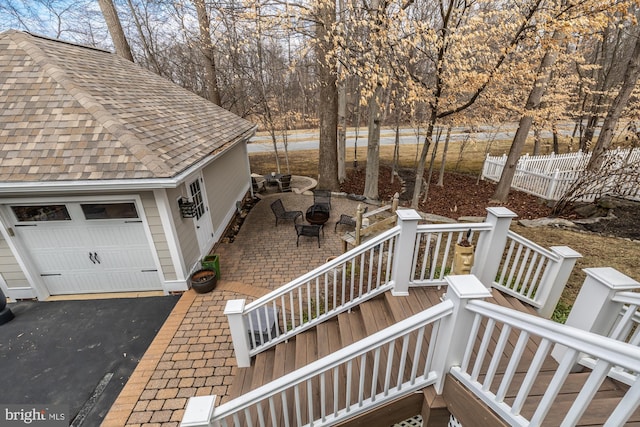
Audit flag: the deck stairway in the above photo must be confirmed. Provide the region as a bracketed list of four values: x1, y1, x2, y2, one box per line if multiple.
[223, 287, 637, 426]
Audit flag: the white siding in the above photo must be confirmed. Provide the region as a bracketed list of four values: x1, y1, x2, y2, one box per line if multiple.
[202, 142, 250, 240]
[140, 192, 176, 280]
[0, 234, 28, 288]
[167, 185, 201, 272]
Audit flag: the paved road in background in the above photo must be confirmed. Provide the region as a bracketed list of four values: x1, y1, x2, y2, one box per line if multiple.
[247, 124, 578, 153]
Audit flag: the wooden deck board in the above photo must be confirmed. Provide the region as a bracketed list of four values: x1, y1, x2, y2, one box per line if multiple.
[228, 286, 635, 427]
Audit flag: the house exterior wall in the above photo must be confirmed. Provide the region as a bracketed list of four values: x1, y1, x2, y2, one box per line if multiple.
[140, 191, 176, 281]
[202, 142, 251, 242]
[166, 185, 201, 273]
[0, 234, 29, 289]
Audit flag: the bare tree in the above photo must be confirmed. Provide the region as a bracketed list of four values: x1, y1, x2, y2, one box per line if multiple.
[98, 0, 134, 61]
[491, 31, 563, 202]
[587, 29, 640, 171]
[193, 0, 221, 105]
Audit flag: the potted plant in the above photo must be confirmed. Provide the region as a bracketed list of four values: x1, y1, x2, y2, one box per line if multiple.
[0, 286, 14, 325]
[189, 268, 217, 294]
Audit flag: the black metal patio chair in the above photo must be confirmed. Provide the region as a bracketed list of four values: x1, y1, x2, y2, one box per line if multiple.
[334, 206, 368, 232]
[270, 198, 302, 226]
[312, 189, 332, 211]
[295, 224, 323, 247]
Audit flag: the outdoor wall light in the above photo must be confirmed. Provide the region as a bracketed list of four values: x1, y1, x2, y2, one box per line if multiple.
[178, 197, 197, 218]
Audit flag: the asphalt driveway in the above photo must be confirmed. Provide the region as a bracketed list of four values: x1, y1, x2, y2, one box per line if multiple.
[0, 296, 179, 426]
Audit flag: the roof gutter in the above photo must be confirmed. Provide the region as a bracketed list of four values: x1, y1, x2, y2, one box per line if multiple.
[0, 126, 257, 194]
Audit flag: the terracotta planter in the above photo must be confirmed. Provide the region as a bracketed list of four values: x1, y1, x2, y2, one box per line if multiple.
[189, 269, 217, 294]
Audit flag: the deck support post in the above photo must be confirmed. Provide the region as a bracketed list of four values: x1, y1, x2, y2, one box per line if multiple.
[224, 299, 251, 368]
[535, 246, 582, 318]
[181, 395, 217, 427]
[431, 275, 492, 394]
[472, 207, 517, 288]
[551, 267, 640, 363]
[391, 209, 422, 296]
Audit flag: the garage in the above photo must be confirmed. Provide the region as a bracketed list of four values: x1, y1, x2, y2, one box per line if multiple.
[9, 201, 161, 295]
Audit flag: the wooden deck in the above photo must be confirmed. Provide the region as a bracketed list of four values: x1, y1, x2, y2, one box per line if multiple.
[227, 287, 638, 426]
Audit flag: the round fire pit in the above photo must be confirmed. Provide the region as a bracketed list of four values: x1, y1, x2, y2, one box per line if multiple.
[306, 204, 330, 225]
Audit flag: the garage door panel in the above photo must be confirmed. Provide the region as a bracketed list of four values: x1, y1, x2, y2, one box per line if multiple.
[18, 225, 90, 249]
[31, 249, 95, 273]
[13, 202, 162, 295]
[97, 247, 155, 269]
[102, 271, 159, 292]
[85, 223, 147, 247]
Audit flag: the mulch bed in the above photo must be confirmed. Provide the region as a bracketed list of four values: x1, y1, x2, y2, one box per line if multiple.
[341, 165, 552, 220]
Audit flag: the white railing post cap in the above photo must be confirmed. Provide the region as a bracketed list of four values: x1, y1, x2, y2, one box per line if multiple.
[445, 275, 492, 299]
[583, 267, 640, 290]
[224, 299, 246, 314]
[485, 206, 518, 218]
[396, 209, 422, 221]
[550, 246, 582, 259]
[181, 395, 217, 427]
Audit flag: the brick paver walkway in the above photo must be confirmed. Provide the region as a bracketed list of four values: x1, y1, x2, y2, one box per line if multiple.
[102, 191, 368, 427]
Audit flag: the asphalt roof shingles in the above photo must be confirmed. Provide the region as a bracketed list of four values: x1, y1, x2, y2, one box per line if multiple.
[0, 30, 255, 183]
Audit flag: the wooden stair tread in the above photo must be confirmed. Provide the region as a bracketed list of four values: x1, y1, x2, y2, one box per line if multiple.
[338, 310, 367, 347]
[224, 287, 632, 427]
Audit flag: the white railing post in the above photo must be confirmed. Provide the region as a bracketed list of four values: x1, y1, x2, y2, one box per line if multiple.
[431, 275, 492, 394]
[551, 267, 640, 363]
[472, 207, 518, 288]
[536, 246, 582, 318]
[391, 209, 422, 296]
[181, 395, 217, 427]
[224, 299, 251, 368]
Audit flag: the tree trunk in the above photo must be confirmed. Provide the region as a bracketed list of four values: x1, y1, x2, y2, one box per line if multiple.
[437, 125, 451, 186]
[193, 0, 221, 105]
[587, 32, 640, 171]
[337, 81, 347, 183]
[364, 85, 382, 200]
[422, 126, 443, 204]
[533, 126, 541, 155]
[316, 0, 340, 191]
[492, 34, 562, 202]
[391, 112, 401, 184]
[98, 0, 134, 62]
[411, 108, 436, 208]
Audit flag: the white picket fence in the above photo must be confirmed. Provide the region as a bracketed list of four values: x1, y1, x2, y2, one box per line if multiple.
[482, 148, 640, 201]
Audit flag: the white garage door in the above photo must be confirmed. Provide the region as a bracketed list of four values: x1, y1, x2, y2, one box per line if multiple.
[11, 202, 161, 295]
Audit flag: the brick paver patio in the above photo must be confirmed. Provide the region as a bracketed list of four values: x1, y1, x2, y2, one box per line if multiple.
[102, 190, 370, 427]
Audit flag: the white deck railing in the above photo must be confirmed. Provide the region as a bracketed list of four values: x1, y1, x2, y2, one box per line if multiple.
[454, 298, 640, 427]
[205, 300, 453, 427]
[559, 268, 640, 387]
[183, 274, 640, 427]
[225, 227, 400, 367]
[492, 231, 581, 315]
[225, 208, 581, 368]
[482, 148, 640, 201]
[411, 223, 493, 286]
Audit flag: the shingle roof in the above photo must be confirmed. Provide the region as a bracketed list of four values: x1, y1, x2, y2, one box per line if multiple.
[0, 30, 256, 182]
